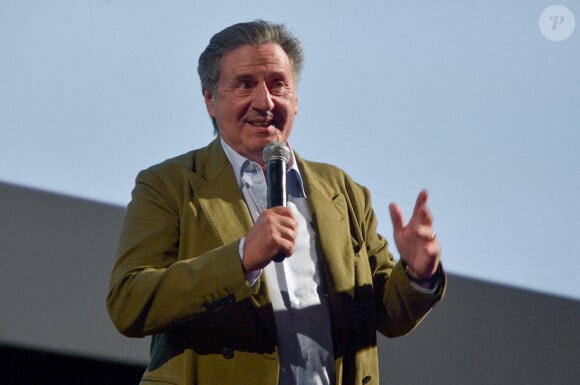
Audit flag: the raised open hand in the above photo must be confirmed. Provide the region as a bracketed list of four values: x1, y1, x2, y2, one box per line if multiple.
[389, 190, 441, 280]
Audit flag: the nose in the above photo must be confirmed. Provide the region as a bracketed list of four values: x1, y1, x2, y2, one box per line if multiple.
[251, 82, 275, 112]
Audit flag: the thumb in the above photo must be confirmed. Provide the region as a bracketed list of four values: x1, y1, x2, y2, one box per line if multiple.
[389, 203, 405, 235]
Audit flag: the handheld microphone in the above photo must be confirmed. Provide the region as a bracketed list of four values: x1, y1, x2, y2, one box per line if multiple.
[262, 141, 291, 262]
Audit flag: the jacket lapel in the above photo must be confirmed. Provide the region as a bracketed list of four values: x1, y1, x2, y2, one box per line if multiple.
[188, 138, 254, 244]
[296, 155, 355, 357]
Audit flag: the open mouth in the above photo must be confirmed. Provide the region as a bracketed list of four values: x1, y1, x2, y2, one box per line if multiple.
[249, 120, 274, 127]
[248, 120, 278, 130]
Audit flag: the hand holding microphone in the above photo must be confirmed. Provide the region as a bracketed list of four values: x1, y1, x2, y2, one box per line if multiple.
[241, 142, 297, 273]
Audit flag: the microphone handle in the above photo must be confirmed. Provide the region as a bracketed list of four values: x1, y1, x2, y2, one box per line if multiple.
[266, 159, 287, 208]
[266, 159, 287, 262]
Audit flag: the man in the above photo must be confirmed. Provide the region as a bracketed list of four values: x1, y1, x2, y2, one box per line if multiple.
[107, 20, 445, 385]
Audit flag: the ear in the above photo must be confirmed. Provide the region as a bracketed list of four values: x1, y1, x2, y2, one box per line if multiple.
[203, 87, 216, 118]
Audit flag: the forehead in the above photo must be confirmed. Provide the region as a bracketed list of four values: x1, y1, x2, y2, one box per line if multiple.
[219, 43, 294, 80]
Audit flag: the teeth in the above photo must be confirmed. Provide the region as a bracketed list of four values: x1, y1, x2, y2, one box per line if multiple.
[251, 122, 272, 127]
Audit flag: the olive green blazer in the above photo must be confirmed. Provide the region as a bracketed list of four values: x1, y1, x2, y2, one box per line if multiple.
[107, 138, 444, 385]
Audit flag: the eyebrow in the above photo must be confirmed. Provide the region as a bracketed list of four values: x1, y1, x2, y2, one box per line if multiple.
[231, 71, 293, 85]
[232, 65, 291, 78]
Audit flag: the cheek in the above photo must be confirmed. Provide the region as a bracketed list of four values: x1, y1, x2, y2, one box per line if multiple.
[227, 99, 250, 119]
[215, 104, 237, 124]
[278, 97, 298, 116]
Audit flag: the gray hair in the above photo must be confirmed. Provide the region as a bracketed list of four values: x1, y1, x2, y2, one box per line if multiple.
[197, 20, 304, 96]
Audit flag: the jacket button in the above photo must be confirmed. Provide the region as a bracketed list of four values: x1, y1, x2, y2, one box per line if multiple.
[362, 375, 372, 384]
[221, 347, 234, 359]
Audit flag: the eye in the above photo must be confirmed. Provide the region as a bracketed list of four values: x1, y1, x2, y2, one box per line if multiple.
[271, 80, 290, 95]
[236, 81, 251, 90]
[272, 80, 286, 90]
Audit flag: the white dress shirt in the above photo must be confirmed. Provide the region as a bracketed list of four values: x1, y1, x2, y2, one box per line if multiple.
[221, 139, 335, 385]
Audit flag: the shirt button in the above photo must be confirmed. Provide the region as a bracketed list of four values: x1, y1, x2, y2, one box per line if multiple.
[302, 351, 309, 361]
[293, 298, 301, 307]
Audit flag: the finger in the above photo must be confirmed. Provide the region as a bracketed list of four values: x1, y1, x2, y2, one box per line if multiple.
[389, 203, 405, 235]
[411, 190, 429, 218]
[279, 214, 299, 233]
[268, 223, 297, 260]
[262, 207, 298, 229]
[421, 206, 433, 225]
[278, 237, 296, 258]
[412, 194, 434, 226]
[273, 207, 299, 225]
[416, 224, 436, 240]
[277, 222, 297, 243]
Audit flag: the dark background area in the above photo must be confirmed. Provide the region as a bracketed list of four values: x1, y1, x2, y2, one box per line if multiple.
[0, 344, 144, 385]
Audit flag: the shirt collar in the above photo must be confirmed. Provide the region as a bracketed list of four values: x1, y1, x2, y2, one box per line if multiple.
[220, 138, 306, 198]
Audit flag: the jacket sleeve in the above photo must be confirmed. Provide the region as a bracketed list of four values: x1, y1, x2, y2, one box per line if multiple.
[106, 168, 254, 338]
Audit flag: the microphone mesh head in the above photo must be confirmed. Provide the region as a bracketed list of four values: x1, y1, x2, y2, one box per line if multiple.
[262, 141, 291, 164]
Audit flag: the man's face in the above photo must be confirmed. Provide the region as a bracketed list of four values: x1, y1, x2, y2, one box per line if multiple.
[204, 43, 298, 165]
